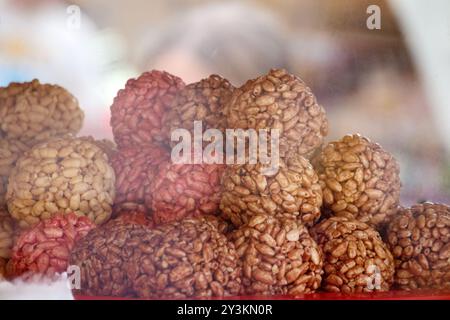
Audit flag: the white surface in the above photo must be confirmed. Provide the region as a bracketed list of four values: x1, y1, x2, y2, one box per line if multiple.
[0, 276, 73, 300]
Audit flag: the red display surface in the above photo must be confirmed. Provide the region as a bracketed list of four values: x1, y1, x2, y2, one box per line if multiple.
[75, 290, 450, 300]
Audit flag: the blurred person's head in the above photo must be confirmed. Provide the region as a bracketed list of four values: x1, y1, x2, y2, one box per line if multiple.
[139, 2, 289, 85]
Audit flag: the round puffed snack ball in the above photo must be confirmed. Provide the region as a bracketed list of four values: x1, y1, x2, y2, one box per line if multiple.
[70, 216, 241, 298]
[314, 134, 401, 228]
[220, 154, 322, 228]
[110, 70, 185, 148]
[311, 216, 395, 293]
[231, 214, 323, 295]
[386, 203, 450, 290]
[225, 68, 328, 158]
[7, 213, 95, 280]
[0, 79, 84, 145]
[6, 137, 115, 228]
[163, 74, 234, 145]
[150, 161, 224, 225]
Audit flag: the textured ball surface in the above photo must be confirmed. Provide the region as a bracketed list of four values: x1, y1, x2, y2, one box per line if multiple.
[314, 134, 401, 228]
[225, 68, 328, 158]
[163, 74, 234, 144]
[7, 213, 95, 280]
[150, 161, 224, 225]
[111, 145, 169, 209]
[386, 203, 450, 290]
[110, 70, 185, 148]
[70, 216, 241, 298]
[231, 214, 323, 295]
[312, 216, 395, 293]
[0, 79, 84, 145]
[220, 155, 322, 228]
[6, 137, 115, 228]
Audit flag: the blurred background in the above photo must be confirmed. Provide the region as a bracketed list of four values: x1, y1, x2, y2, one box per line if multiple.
[0, 0, 449, 205]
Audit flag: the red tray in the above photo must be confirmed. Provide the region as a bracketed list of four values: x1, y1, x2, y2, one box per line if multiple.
[75, 290, 450, 300]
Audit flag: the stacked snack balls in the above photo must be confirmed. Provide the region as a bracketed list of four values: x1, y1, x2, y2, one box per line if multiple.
[2, 67, 445, 298]
[7, 213, 95, 280]
[147, 76, 237, 225]
[70, 216, 241, 298]
[110, 70, 185, 148]
[313, 134, 401, 229]
[150, 158, 225, 225]
[386, 203, 450, 290]
[0, 79, 84, 146]
[231, 214, 323, 295]
[6, 136, 115, 228]
[224, 68, 328, 158]
[220, 154, 322, 228]
[0, 80, 85, 208]
[311, 216, 395, 293]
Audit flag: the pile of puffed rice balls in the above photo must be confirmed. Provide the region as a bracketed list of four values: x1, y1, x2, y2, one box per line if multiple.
[0, 70, 448, 298]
